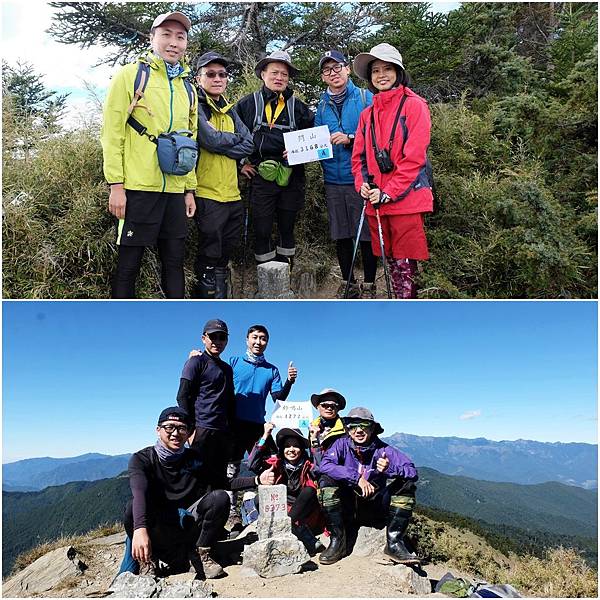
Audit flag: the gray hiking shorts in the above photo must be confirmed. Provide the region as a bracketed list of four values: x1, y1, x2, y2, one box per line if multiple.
[325, 183, 371, 242]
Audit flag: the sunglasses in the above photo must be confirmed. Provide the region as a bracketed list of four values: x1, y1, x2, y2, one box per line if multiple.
[201, 70, 228, 79]
[319, 402, 338, 409]
[206, 332, 228, 341]
[346, 421, 372, 431]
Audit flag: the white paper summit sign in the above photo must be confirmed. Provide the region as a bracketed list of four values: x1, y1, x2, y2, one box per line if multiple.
[284, 125, 332, 165]
[270, 400, 313, 430]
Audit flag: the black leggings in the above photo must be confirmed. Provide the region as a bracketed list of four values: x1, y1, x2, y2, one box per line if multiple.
[112, 239, 185, 299]
[288, 486, 319, 523]
[336, 238, 377, 283]
[123, 490, 230, 552]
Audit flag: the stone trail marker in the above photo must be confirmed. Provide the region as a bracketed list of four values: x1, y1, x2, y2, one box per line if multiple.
[242, 484, 310, 578]
[256, 262, 295, 299]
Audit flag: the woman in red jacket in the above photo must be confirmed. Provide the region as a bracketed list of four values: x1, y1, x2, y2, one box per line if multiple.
[351, 43, 433, 299]
[248, 423, 325, 554]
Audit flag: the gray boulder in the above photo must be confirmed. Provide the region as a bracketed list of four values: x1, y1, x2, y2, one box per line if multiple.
[108, 572, 158, 598]
[242, 537, 310, 578]
[388, 564, 431, 595]
[2, 545, 87, 596]
[108, 572, 213, 598]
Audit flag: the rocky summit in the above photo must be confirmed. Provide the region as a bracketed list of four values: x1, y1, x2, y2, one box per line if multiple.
[1, 525, 481, 598]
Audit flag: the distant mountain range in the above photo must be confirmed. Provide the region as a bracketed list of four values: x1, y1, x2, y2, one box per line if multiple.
[2, 453, 131, 491]
[4, 434, 597, 493]
[385, 433, 597, 489]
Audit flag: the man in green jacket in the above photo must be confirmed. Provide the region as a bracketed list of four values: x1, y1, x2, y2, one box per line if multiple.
[192, 51, 254, 298]
[101, 11, 197, 299]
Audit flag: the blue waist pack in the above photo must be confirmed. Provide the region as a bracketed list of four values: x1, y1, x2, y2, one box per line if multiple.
[127, 113, 198, 177]
[156, 130, 198, 176]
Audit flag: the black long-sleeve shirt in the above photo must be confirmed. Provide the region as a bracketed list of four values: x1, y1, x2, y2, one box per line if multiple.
[177, 351, 235, 430]
[129, 446, 256, 530]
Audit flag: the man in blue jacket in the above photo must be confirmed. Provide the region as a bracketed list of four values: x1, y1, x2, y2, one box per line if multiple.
[318, 407, 419, 566]
[315, 50, 378, 299]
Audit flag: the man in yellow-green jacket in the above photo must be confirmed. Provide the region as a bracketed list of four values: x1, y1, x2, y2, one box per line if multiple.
[101, 11, 197, 298]
[192, 51, 254, 298]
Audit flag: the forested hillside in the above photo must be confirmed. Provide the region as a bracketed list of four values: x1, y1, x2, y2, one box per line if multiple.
[4, 464, 597, 578]
[2, 2, 597, 298]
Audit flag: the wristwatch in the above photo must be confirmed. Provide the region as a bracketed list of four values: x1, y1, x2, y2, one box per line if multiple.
[347, 133, 355, 144]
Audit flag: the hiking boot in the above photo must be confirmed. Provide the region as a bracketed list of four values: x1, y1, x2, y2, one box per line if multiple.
[336, 281, 360, 299]
[189, 547, 225, 579]
[138, 559, 158, 578]
[318, 490, 347, 565]
[228, 513, 245, 539]
[292, 523, 326, 556]
[360, 282, 377, 299]
[385, 507, 420, 565]
[193, 265, 216, 299]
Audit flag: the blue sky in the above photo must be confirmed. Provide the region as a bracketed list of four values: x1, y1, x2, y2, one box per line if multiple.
[1, 1, 460, 127]
[3, 301, 597, 463]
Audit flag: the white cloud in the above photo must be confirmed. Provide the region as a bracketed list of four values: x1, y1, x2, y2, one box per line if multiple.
[2, 2, 118, 102]
[460, 410, 482, 421]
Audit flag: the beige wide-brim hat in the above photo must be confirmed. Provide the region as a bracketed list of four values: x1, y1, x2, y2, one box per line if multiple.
[255, 50, 299, 79]
[353, 43, 404, 81]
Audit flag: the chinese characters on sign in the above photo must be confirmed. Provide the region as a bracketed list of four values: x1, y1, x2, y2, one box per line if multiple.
[270, 400, 313, 430]
[283, 125, 333, 166]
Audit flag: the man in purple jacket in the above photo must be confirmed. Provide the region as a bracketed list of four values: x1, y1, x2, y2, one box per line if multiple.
[318, 407, 419, 565]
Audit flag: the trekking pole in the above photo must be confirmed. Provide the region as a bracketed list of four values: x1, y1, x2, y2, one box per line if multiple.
[368, 176, 392, 299]
[240, 186, 250, 298]
[344, 200, 367, 299]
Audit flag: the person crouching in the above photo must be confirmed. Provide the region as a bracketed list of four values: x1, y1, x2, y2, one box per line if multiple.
[248, 423, 325, 554]
[318, 407, 419, 565]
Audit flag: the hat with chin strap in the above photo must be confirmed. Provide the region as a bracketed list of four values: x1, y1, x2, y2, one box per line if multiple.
[353, 43, 404, 81]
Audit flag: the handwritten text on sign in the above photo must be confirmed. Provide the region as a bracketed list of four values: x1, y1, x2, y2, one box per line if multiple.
[284, 125, 332, 166]
[261, 489, 288, 518]
[270, 400, 312, 430]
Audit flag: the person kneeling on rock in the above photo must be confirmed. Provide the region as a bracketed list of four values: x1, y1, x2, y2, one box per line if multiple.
[122, 406, 275, 580]
[248, 422, 326, 555]
[317, 407, 419, 565]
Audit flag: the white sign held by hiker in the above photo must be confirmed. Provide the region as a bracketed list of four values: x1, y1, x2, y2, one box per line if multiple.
[270, 400, 312, 430]
[284, 125, 332, 165]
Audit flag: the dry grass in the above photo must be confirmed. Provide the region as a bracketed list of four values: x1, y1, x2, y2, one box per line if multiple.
[10, 522, 122, 577]
[413, 514, 598, 598]
[506, 547, 598, 598]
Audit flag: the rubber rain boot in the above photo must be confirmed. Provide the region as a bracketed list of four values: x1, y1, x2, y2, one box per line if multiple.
[384, 506, 420, 565]
[318, 488, 347, 565]
[397, 259, 418, 299]
[292, 523, 326, 556]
